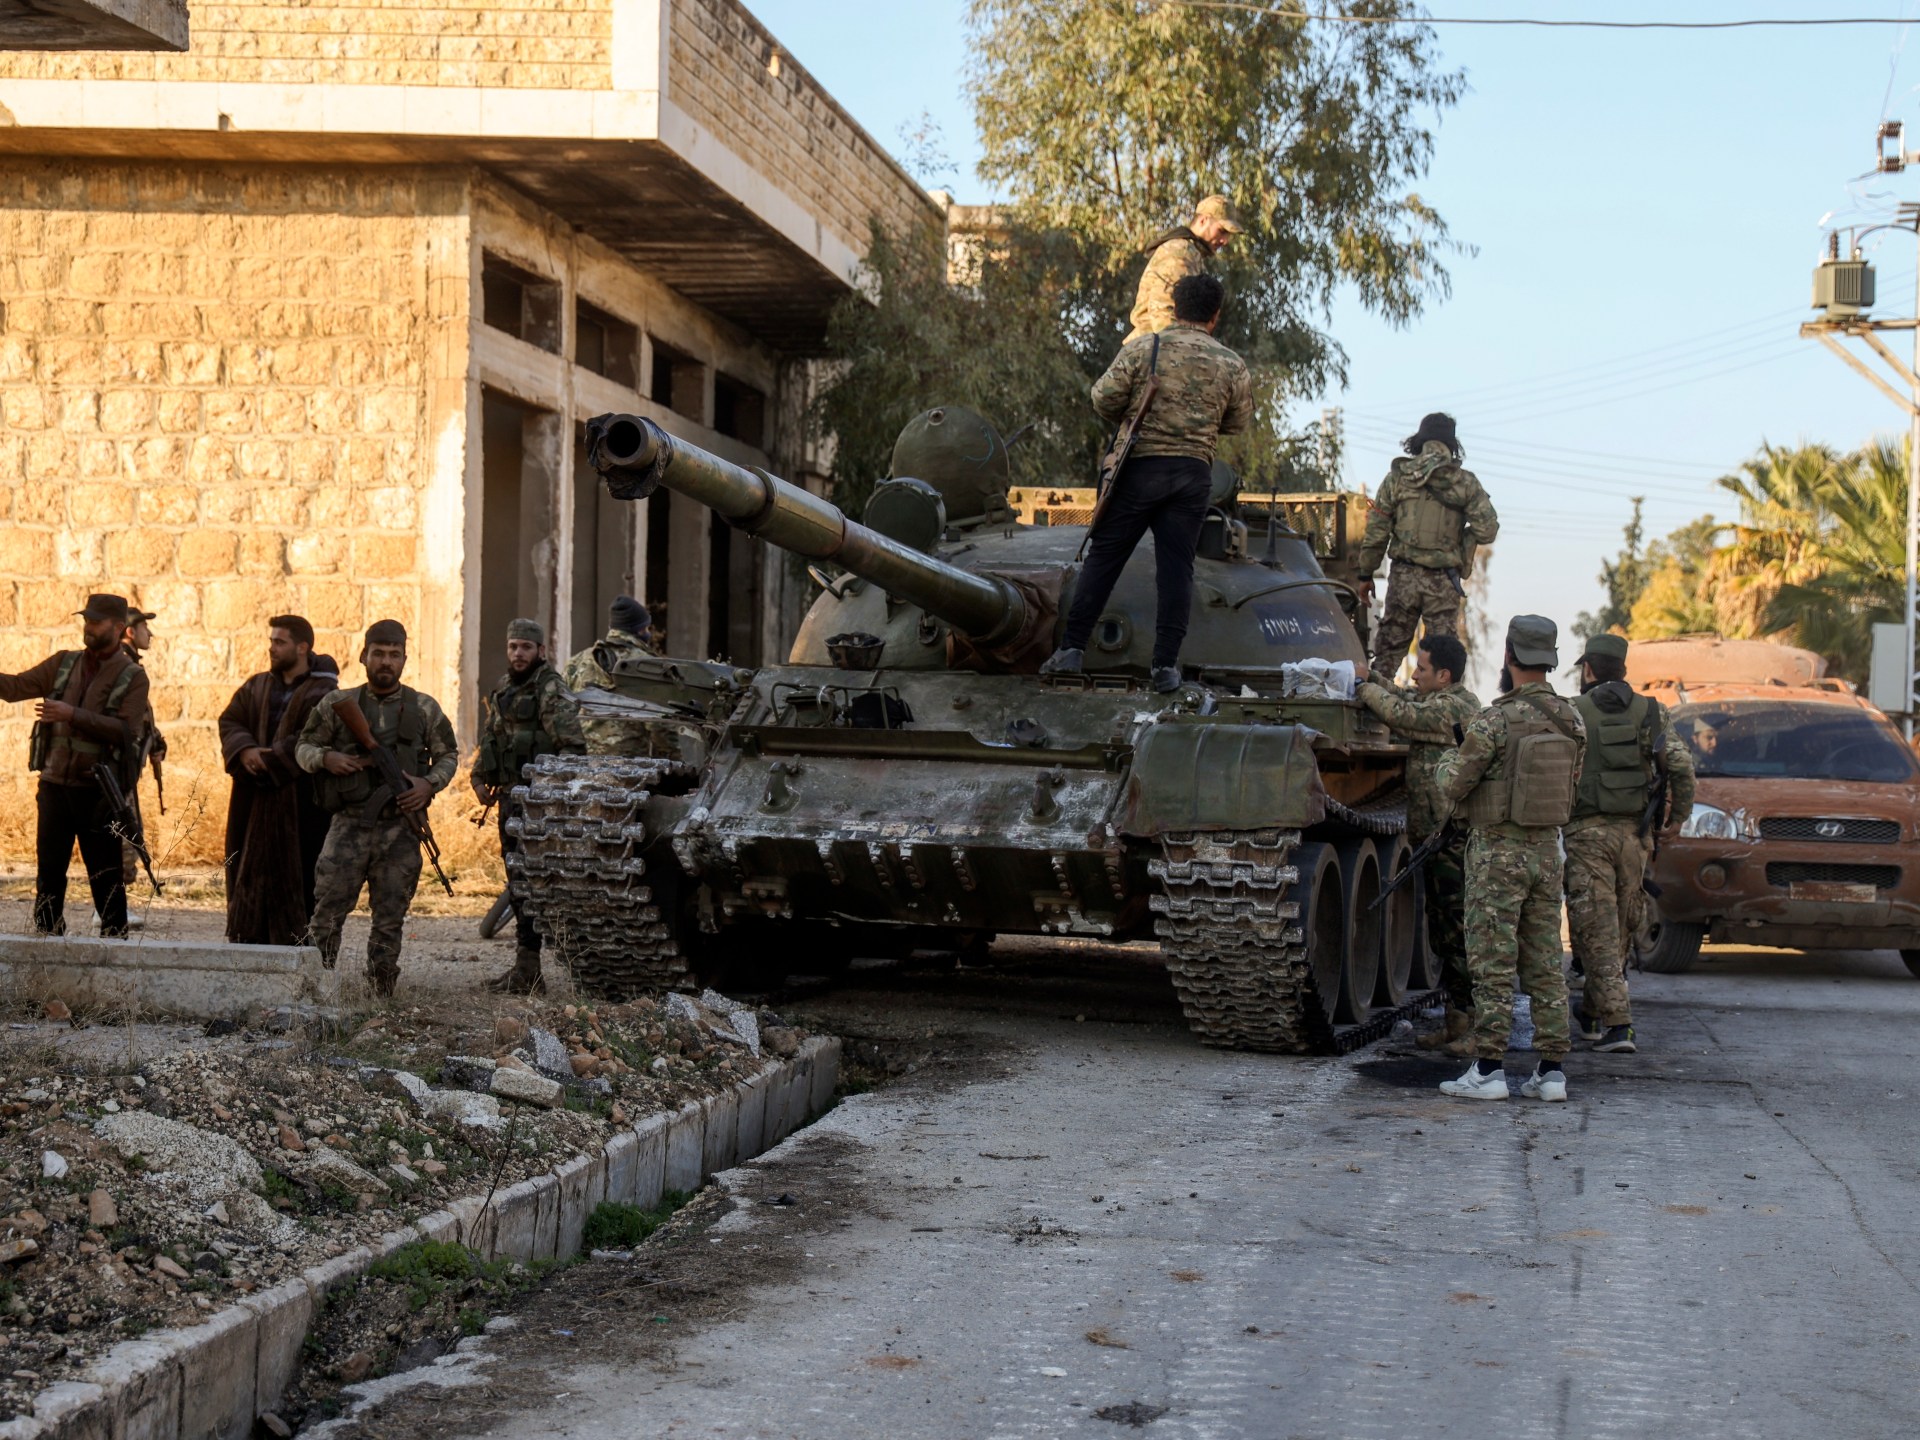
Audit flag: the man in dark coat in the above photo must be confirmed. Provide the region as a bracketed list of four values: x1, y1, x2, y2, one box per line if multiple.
[217, 616, 338, 944]
[0, 593, 152, 936]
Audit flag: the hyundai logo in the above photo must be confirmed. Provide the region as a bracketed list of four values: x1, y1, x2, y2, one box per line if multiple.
[1816, 820, 1845, 839]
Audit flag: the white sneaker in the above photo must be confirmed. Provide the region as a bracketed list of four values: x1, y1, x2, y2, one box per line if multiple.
[1439, 1063, 1508, 1100]
[1519, 1066, 1568, 1102]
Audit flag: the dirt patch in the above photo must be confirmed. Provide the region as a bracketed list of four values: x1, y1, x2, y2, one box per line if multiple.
[0, 963, 815, 1423]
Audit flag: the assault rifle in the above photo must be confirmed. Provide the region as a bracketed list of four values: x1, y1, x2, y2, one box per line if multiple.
[1079, 333, 1162, 560]
[96, 762, 162, 895]
[334, 700, 454, 897]
[1371, 816, 1458, 911]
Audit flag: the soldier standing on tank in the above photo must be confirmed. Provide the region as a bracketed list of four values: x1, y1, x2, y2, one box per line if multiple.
[1564, 633, 1697, 1055]
[1435, 616, 1585, 1102]
[0, 594, 151, 938]
[1123, 195, 1241, 343]
[1356, 633, 1481, 1054]
[1042, 273, 1253, 693]
[562, 597, 660, 752]
[297, 620, 458, 998]
[473, 619, 586, 994]
[1355, 414, 1500, 680]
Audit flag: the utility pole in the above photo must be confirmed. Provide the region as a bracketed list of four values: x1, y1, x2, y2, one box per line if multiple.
[1802, 121, 1920, 736]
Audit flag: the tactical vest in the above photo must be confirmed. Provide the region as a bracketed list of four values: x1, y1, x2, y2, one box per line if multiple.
[1393, 482, 1467, 560]
[1573, 690, 1662, 819]
[28, 651, 139, 773]
[314, 685, 431, 814]
[479, 667, 559, 785]
[1462, 692, 1581, 830]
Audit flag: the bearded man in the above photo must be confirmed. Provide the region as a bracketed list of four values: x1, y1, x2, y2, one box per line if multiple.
[218, 615, 339, 944]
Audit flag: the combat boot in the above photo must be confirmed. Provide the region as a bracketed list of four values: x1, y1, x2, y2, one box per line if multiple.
[487, 947, 546, 996]
[1418, 1007, 1472, 1052]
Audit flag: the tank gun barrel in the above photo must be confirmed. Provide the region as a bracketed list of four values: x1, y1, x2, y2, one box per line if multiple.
[587, 413, 1027, 646]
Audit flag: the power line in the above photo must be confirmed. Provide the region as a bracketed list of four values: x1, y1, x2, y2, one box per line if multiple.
[1153, 3, 1920, 29]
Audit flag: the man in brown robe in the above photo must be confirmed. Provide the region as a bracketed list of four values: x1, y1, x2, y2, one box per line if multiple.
[218, 616, 338, 944]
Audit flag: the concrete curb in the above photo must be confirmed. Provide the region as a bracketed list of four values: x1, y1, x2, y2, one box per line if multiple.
[20, 1035, 841, 1439]
[0, 935, 337, 1020]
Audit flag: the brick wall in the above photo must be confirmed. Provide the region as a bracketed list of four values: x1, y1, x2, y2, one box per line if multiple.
[0, 0, 613, 88]
[668, 0, 935, 261]
[0, 160, 472, 867]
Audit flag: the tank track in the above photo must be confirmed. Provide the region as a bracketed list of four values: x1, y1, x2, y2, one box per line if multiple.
[1150, 829, 1334, 1054]
[505, 754, 698, 997]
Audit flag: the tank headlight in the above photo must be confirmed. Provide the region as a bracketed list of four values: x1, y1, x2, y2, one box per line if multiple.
[1678, 805, 1757, 841]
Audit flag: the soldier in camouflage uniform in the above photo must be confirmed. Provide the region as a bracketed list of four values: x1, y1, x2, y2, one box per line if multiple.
[1044, 273, 1252, 693]
[1435, 615, 1586, 1102]
[1565, 633, 1697, 1054]
[1123, 194, 1241, 343]
[297, 620, 458, 998]
[1356, 632, 1481, 1053]
[1356, 414, 1500, 680]
[473, 618, 586, 994]
[562, 596, 660, 753]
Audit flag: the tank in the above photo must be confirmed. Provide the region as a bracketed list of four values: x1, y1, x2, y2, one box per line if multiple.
[508, 408, 1437, 1053]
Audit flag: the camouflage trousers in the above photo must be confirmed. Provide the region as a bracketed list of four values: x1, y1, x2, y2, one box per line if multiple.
[1419, 825, 1472, 1013]
[1370, 562, 1461, 679]
[1464, 827, 1570, 1062]
[1564, 819, 1648, 1028]
[305, 812, 423, 993]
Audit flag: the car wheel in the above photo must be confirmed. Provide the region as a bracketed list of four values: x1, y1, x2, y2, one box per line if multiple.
[1638, 911, 1704, 974]
[1900, 949, 1920, 979]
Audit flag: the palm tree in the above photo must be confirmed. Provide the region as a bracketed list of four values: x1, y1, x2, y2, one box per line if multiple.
[1760, 437, 1908, 678]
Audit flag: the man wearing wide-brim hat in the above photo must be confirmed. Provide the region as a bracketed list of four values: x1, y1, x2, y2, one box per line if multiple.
[1564, 632, 1696, 1055]
[0, 594, 152, 936]
[1124, 193, 1243, 343]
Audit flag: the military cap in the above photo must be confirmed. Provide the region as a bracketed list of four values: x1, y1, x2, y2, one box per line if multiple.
[1195, 194, 1243, 233]
[1506, 614, 1559, 668]
[75, 594, 130, 623]
[506, 617, 545, 645]
[364, 619, 407, 648]
[129, 607, 157, 625]
[1580, 633, 1629, 664]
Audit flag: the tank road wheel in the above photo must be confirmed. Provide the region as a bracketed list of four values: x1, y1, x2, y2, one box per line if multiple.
[1150, 829, 1335, 1053]
[1334, 839, 1382, 1024]
[507, 754, 700, 999]
[1373, 834, 1419, 1008]
[1294, 842, 1345, 1033]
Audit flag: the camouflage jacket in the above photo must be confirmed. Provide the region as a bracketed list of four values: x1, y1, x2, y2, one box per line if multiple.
[472, 661, 586, 788]
[565, 628, 664, 754]
[1092, 322, 1253, 465]
[295, 683, 458, 816]
[1124, 231, 1210, 342]
[1436, 682, 1586, 840]
[1356, 441, 1501, 576]
[561, 628, 659, 692]
[1356, 679, 1482, 839]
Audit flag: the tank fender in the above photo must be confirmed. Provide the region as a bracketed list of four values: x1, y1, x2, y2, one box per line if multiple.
[1119, 723, 1329, 837]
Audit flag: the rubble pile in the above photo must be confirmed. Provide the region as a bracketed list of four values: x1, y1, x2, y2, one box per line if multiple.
[0, 988, 807, 1421]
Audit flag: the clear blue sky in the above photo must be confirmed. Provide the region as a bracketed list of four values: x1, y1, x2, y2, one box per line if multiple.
[750, 0, 1920, 681]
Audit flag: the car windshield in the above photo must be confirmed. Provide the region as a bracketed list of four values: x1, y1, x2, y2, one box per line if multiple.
[1671, 699, 1918, 783]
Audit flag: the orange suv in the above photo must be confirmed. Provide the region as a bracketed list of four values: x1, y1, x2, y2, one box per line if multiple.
[1635, 640, 1920, 977]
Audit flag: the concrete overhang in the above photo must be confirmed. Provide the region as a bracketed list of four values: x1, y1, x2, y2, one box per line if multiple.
[0, 0, 186, 52]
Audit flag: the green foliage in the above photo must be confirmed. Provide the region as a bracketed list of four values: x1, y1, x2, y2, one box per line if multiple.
[967, 0, 1464, 373]
[581, 1191, 691, 1250]
[1575, 498, 1648, 642]
[813, 219, 1106, 513]
[816, 2, 1463, 504]
[367, 1239, 555, 1316]
[1622, 437, 1910, 681]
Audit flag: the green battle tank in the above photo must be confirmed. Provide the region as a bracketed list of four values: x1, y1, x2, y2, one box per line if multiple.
[509, 406, 1437, 1052]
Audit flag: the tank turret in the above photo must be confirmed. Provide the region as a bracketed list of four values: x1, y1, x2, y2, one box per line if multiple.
[587, 412, 1054, 663]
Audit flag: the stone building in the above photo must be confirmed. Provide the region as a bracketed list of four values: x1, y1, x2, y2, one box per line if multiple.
[0, 0, 937, 863]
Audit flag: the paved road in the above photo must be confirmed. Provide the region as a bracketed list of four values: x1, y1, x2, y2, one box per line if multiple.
[336, 941, 1920, 1439]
